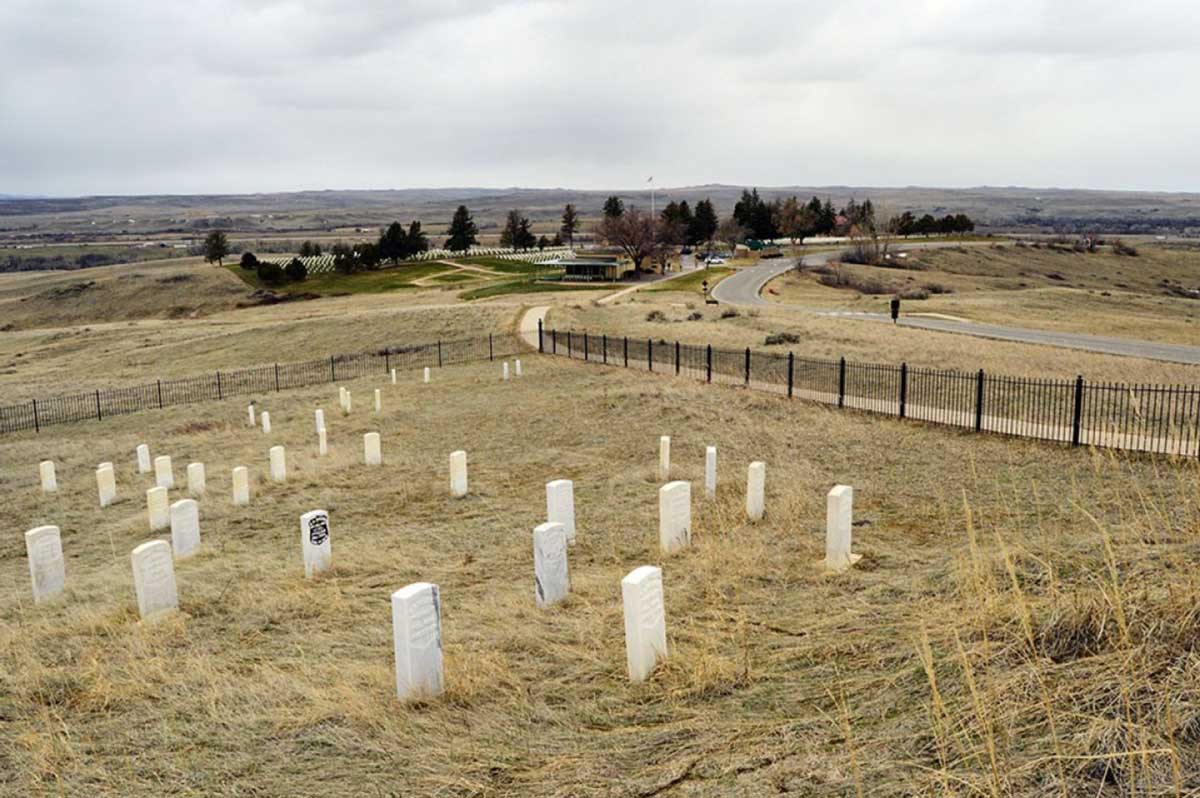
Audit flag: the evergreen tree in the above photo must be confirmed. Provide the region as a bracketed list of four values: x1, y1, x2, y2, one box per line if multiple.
[689, 198, 719, 245]
[203, 230, 229, 265]
[501, 210, 537, 250]
[406, 221, 429, 256]
[602, 195, 625, 218]
[444, 205, 479, 252]
[537, 235, 549, 251]
[560, 203, 581, 246]
[379, 222, 408, 263]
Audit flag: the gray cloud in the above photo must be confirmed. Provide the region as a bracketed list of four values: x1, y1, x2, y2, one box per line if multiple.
[1, 0, 1197, 195]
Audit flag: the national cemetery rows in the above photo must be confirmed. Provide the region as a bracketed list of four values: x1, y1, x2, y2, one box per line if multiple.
[21, 357, 865, 700]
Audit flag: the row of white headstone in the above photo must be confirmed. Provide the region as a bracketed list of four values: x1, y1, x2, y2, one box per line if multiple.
[656, 438, 860, 571]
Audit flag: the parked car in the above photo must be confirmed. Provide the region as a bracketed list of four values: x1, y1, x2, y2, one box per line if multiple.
[705, 256, 727, 265]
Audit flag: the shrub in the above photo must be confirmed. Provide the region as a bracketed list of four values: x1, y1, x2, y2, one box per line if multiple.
[922, 282, 954, 294]
[899, 288, 930, 300]
[1111, 239, 1139, 257]
[256, 260, 286, 286]
[818, 271, 889, 294]
[764, 331, 801, 345]
[285, 258, 308, 282]
[687, 311, 703, 321]
[239, 252, 259, 271]
[719, 307, 739, 319]
[645, 310, 667, 322]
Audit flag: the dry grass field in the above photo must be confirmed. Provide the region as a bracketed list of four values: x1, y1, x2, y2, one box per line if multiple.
[766, 243, 1200, 345]
[2, 347, 1199, 797]
[543, 297, 1200, 385]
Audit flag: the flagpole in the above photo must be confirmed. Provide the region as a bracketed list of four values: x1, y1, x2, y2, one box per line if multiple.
[648, 176, 655, 217]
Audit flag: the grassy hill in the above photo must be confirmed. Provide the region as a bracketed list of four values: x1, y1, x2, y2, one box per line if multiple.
[2, 345, 1198, 796]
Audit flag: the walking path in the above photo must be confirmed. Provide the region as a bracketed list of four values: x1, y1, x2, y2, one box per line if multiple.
[712, 246, 1200, 366]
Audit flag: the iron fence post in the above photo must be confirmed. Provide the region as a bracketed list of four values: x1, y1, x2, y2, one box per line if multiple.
[648, 339, 653, 372]
[32, 399, 39, 433]
[603, 334, 608, 364]
[1071, 375, 1084, 446]
[744, 347, 751, 386]
[330, 356, 336, 382]
[787, 352, 794, 398]
[552, 329, 557, 355]
[489, 334, 494, 361]
[96, 390, 102, 421]
[899, 363, 908, 419]
[706, 345, 712, 383]
[217, 371, 223, 400]
[275, 363, 281, 392]
[386, 349, 390, 372]
[837, 358, 846, 408]
[623, 336, 628, 367]
[537, 319, 544, 353]
[675, 341, 680, 375]
[974, 369, 985, 432]
[157, 380, 164, 409]
[437, 340, 443, 367]
[584, 333, 589, 362]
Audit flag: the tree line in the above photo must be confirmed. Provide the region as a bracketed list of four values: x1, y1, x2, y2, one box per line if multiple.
[203, 189, 978, 281]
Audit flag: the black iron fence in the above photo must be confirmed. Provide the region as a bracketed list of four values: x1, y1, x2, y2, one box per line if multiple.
[537, 322, 1200, 458]
[0, 334, 521, 435]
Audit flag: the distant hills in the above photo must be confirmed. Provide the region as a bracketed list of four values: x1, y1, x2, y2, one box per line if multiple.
[2, 185, 1199, 237]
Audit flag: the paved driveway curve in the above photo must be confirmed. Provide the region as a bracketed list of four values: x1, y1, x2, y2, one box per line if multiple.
[711, 247, 1200, 366]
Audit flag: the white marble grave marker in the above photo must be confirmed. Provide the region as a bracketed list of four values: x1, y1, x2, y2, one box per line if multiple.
[96, 463, 116, 507]
[449, 450, 467, 497]
[423, 367, 430, 384]
[343, 390, 351, 414]
[318, 427, 328, 456]
[705, 446, 717, 499]
[187, 462, 205, 496]
[232, 466, 250, 505]
[136, 444, 151, 473]
[515, 359, 522, 377]
[546, 479, 576, 544]
[621, 565, 667, 682]
[315, 408, 325, 433]
[147, 486, 169, 531]
[392, 582, 444, 701]
[502, 362, 510, 380]
[533, 521, 570, 608]
[658, 481, 691, 554]
[269, 446, 286, 482]
[746, 461, 765, 521]
[170, 498, 200, 558]
[374, 389, 382, 413]
[391, 368, 397, 384]
[26, 525, 65, 603]
[659, 436, 670, 482]
[248, 404, 256, 427]
[39, 460, 57, 493]
[261, 411, 271, 434]
[154, 455, 174, 489]
[825, 485, 860, 572]
[300, 509, 332, 577]
[364, 432, 381, 465]
[131, 540, 178, 621]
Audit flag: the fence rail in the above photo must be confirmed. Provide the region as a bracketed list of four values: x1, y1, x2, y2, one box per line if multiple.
[538, 323, 1200, 459]
[0, 334, 522, 435]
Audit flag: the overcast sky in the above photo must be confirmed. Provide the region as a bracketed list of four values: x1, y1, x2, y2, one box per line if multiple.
[2, 0, 1199, 196]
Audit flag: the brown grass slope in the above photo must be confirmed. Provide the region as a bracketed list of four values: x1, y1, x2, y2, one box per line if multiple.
[1, 354, 1198, 796]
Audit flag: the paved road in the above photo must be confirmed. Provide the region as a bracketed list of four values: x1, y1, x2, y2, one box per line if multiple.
[712, 248, 1200, 366]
